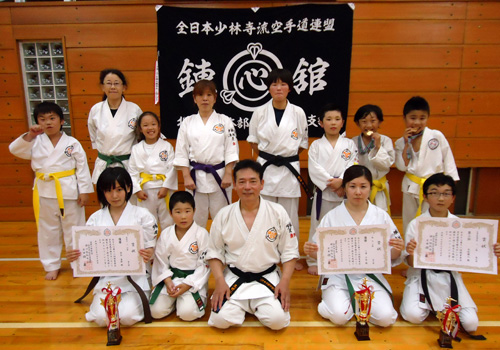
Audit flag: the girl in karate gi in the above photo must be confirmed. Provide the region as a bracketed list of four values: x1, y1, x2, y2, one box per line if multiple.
[67, 167, 157, 327]
[174, 80, 239, 228]
[88, 69, 142, 184]
[304, 165, 405, 327]
[128, 111, 177, 231]
[351, 104, 394, 214]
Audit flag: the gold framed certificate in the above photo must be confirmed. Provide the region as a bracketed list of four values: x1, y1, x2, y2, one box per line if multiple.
[72, 226, 145, 277]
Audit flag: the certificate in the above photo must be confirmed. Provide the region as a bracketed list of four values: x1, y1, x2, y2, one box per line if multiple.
[72, 226, 145, 277]
[413, 217, 498, 274]
[317, 224, 391, 275]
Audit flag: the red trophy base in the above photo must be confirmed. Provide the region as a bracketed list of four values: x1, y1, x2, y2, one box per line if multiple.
[437, 330, 453, 348]
[355, 321, 370, 341]
[107, 328, 122, 346]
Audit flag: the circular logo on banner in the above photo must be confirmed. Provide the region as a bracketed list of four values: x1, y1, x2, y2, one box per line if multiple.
[128, 118, 136, 129]
[159, 150, 169, 162]
[213, 123, 225, 134]
[64, 145, 74, 157]
[189, 242, 199, 254]
[266, 227, 278, 242]
[221, 43, 283, 112]
[428, 138, 439, 150]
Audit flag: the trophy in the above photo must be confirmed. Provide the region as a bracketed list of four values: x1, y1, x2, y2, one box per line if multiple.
[354, 277, 374, 341]
[101, 282, 122, 346]
[436, 297, 461, 348]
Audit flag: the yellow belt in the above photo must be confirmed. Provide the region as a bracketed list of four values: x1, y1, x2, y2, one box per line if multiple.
[370, 175, 391, 216]
[139, 172, 170, 210]
[405, 173, 427, 217]
[33, 169, 76, 229]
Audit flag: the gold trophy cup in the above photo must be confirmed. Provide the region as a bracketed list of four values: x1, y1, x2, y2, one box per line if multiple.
[101, 282, 122, 346]
[354, 277, 374, 341]
[436, 297, 461, 348]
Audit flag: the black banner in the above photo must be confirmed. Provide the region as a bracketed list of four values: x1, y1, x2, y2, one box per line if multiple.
[157, 4, 353, 139]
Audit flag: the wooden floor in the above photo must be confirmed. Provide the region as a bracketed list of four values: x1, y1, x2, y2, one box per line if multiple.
[0, 218, 499, 349]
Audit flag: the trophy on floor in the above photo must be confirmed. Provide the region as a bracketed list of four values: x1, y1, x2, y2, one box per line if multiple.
[354, 277, 374, 341]
[436, 297, 461, 348]
[101, 282, 122, 346]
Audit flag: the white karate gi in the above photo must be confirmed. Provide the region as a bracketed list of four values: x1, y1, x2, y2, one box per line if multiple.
[395, 127, 459, 232]
[400, 210, 478, 332]
[206, 197, 300, 330]
[150, 223, 210, 321]
[129, 138, 178, 230]
[88, 98, 142, 183]
[352, 134, 394, 212]
[247, 100, 308, 239]
[9, 132, 93, 272]
[173, 111, 239, 228]
[315, 202, 404, 327]
[307, 135, 358, 266]
[85, 203, 157, 327]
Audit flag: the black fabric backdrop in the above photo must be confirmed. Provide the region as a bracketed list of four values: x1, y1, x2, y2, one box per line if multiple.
[157, 4, 353, 140]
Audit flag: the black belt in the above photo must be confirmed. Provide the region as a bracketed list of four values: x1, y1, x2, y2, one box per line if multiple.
[75, 276, 152, 324]
[259, 151, 313, 199]
[215, 264, 277, 313]
[421, 269, 485, 340]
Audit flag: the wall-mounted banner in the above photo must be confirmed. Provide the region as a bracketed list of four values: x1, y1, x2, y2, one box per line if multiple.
[157, 4, 353, 139]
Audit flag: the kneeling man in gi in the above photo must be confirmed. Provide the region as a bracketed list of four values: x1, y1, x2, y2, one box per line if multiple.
[206, 159, 300, 330]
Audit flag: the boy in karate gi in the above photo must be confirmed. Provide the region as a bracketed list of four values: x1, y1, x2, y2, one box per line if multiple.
[395, 96, 459, 233]
[9, 102, 93, 280]
[206, 159, 299, 330]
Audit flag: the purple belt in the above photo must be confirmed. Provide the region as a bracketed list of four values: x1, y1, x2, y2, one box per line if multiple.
[190, 161, 229, 205]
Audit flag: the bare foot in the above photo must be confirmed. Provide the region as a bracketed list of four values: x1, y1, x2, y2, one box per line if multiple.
[45, 270, 59, 280]
[307, 265, 318, 275]
[295, 260, 304, 271]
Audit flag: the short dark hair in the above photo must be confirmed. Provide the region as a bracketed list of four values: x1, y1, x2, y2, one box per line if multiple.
[136, 111, 161, 142]
[33, 102, 64, 130]
[319, 103, 346, 134]
[192, 79, 217, 97]
[354, 104, 384, 123]
[100, 68, 127, 101]
[342, 165, 373, 189]
[233, 159, 264, 181]
[96, 167, 133, 208]
[265, 68, 294, 90]
[169, 191, 195, 212]
[403, 96, 430, 116]
[423, 173, 456, 195]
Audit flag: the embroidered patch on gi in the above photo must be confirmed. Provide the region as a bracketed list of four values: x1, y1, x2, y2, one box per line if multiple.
[189, 241, 199, 254]
[64, 145, 74, 157]
[213, 123, 224, 134]
[341, 148, 352, 161]
[291, 128, 298, 140]
[159, 150, 169, 162]
[428, 138, 439, 150]
[128, 117, 137, 129]
[265, 227, 278, 242]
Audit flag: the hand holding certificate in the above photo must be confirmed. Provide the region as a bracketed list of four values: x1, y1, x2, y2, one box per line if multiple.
[413, 217, 498, 274]
[72, 226, 146, 277]
[317, 224, 391, 275]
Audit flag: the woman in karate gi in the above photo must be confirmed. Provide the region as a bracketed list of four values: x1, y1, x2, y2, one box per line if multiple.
[128, 111, 177, 230]
[88, 69, 142, 184]
[174, 80, 239, 228]
[68, 167, 157, 327]
[304, 165, 405, 327]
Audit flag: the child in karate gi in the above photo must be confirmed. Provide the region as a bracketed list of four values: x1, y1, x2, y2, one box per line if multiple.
[88, 69, 142, 183]
[400, 173, 500, 333]
[395, 96, 459, 233]
[247, 68, 308, 270]
[351, 104, 394, 214]
[174, 79, 239, 228]
[67, 167, 157, 327]
[149, 191, 210, 321]
[306, 104, 357, 275]
[9, 102, 93, 280]
[128, 111, 177, 231]
[304, 165, 405, 327]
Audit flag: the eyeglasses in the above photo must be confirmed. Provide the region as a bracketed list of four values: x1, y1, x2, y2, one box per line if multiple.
[104, 82, 123, 87]
[426, 192, 453, 198]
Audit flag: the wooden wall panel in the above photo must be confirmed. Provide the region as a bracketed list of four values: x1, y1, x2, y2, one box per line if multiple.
[474, 168, 500, 215]
[458, 93, 500, 114]
[460, 69, 500, 91]
[0, 73, 21, 97]
[465, 21, 500, 44]
[467, 2, 500, 20]
[462, 46, 500, 68]
[354, 2, 466, 20]
[0, 97, 26, 119]
[68, 71, 155, 95]
[66, 48, 157, 72]
[0, 25, 15, 49]
[0, 49, 18, 74]
[0, 120, 28, 142]
[70, 95, 159, 119]
[456, 116, 500, 138]
[0, 8, 11, 24]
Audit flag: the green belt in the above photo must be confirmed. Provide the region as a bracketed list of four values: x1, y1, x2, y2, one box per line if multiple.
[345, 274, 393, 312]
[149, 267, 204, 311]
[97, 152, 131, 168]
